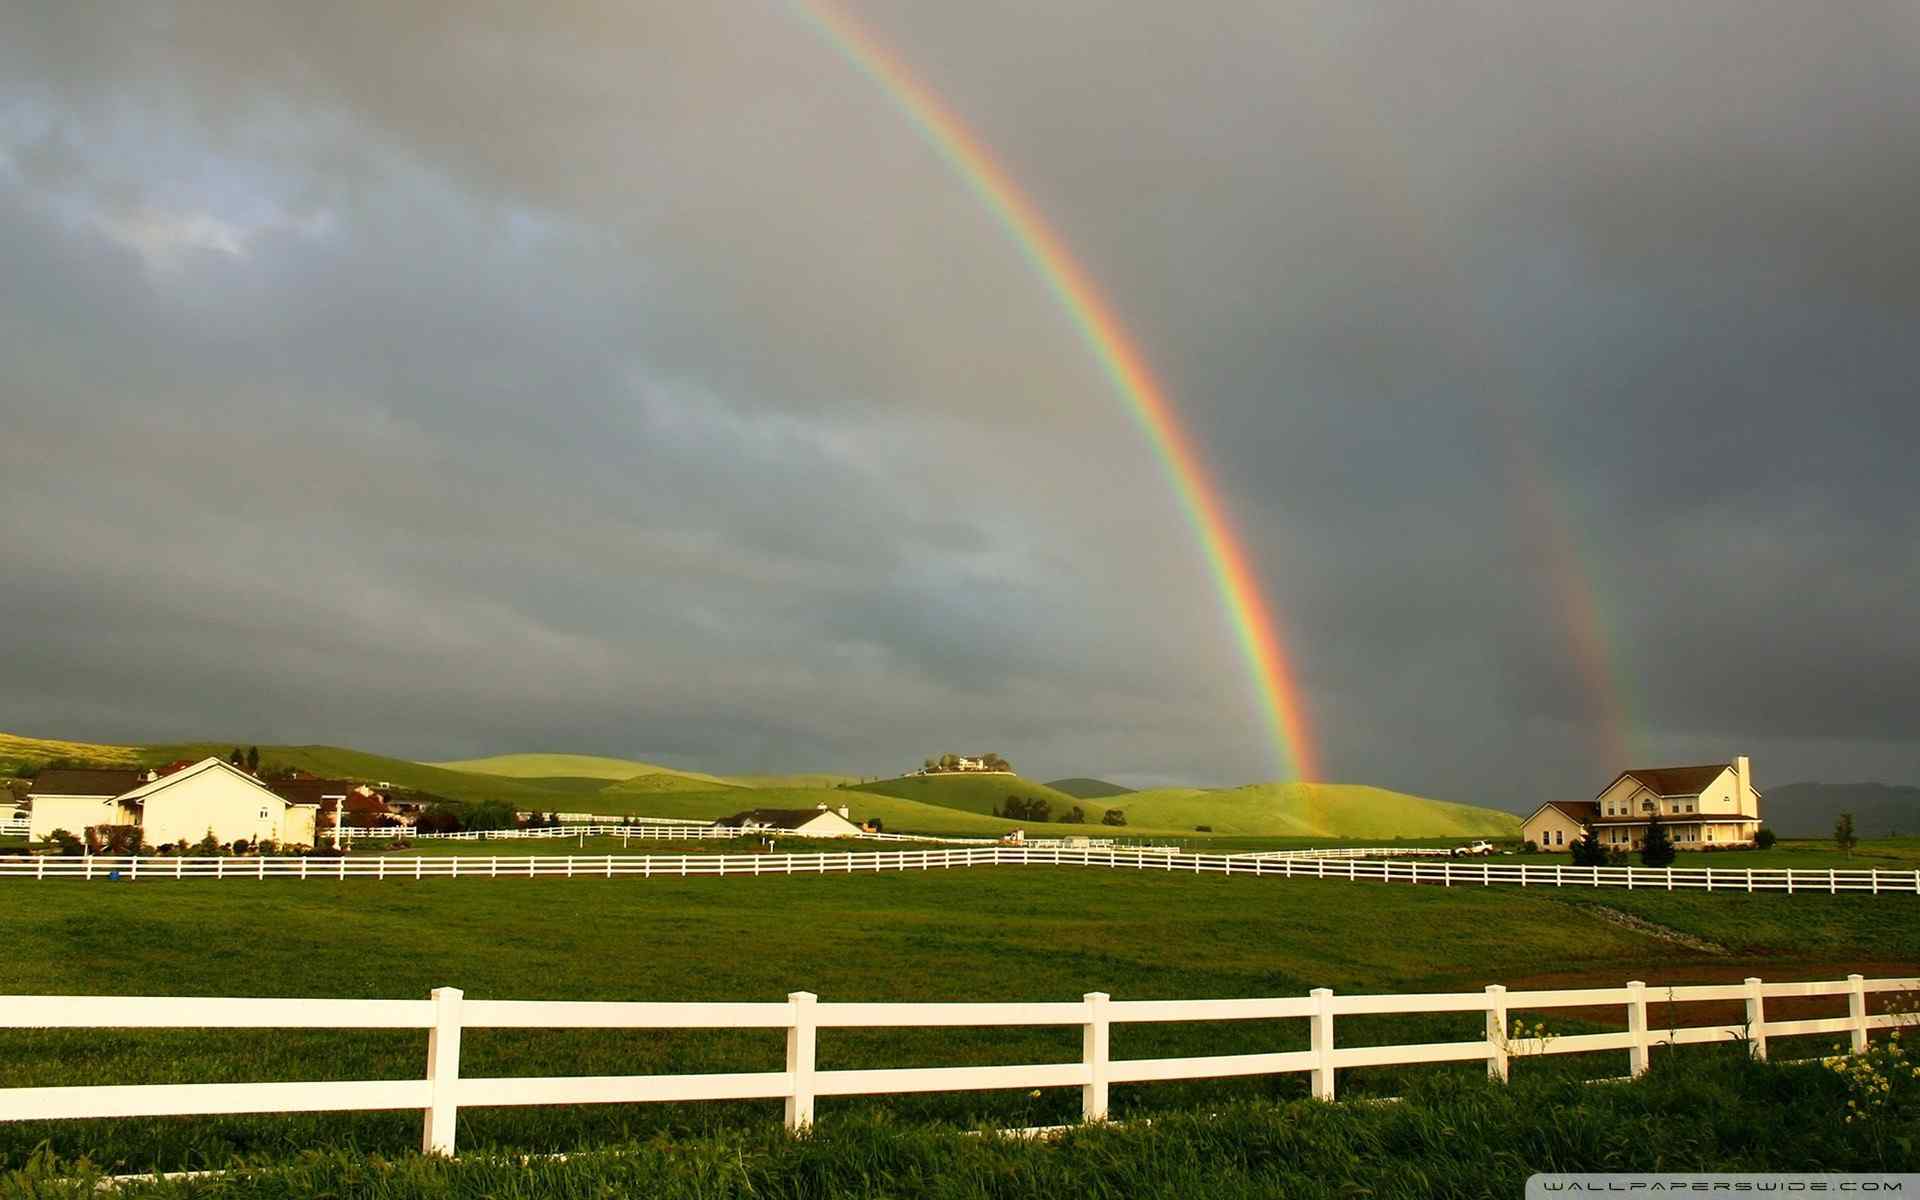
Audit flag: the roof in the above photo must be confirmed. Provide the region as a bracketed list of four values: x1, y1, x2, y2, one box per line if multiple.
[720, 808, 851, 831]
[113, 757, 285, 807]
[267, 779, 381, 808]
[1597, 763, 1731, 800]
[1523, 800, 1599, 826]
[29, 768, 150, 798]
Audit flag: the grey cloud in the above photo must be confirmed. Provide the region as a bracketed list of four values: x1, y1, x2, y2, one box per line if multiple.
[2, 1, 1916, 801]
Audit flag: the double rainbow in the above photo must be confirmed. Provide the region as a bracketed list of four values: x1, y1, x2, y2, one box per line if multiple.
[793, 1, 1318, 780]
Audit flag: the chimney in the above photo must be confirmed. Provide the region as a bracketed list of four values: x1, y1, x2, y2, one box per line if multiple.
[1735, 755, 1752, 806]
[837, 805, 850, 820]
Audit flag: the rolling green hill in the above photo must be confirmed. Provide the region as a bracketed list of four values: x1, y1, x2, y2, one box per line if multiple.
[725, 773, 864, 790]
[579, 786, 1129, 838]
[850, 773, 1111, 821]
[0, 731, 144, 774]
[600, 773, 744, 796]
[1111, 781, 1518, 838]
[1045, 777, 1135, 800]
[429, 753, 731, 787]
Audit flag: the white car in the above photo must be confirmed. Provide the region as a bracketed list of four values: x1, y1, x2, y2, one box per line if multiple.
[1452, 840, 1494, 857]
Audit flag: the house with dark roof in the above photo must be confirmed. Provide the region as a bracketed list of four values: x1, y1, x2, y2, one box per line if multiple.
[28, 758, 319, 848]
[26, 768, 155, 841]
[716, 805, 861, 838]
[1523, 757, 1763, 852]
[267, 780, 403, 829]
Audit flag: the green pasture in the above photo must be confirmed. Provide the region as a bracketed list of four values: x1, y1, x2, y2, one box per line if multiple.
[1, 867, 1913, 1171]
[1112, 780, 1520, 838]
[10, 1055, 1912, 1199]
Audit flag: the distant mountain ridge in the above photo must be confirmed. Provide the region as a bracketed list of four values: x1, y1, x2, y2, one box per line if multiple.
[1761, 782, 1920, 838]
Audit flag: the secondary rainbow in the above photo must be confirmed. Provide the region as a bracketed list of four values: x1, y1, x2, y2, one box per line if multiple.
[792, 1, 1318, 780]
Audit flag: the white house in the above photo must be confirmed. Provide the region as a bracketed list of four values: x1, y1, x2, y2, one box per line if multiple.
[26, 767, 153, 842]
[718, 805, 863, 838]
[29, 758, 318, 848]
[1523, 757, 1762, 852]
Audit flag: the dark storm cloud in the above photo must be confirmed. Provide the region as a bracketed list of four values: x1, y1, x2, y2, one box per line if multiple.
[2, 1, 1915, 804]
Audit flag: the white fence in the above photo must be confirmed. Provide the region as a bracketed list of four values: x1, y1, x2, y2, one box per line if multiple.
[0, 816, 26, 839]
[336, 825, 741, 842]
[4, 846, 1918, 894]
[0, 974, 1909, 1157]
[1232, 846, 1456, 861]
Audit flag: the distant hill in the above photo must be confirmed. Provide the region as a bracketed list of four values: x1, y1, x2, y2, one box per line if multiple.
[429, 753, 731, 786]
[852, 773, 1110, 821]
[1046, 778, 1134, 800]
[600, 772, 743, 795]
[1111, 781, 1518, 839]
[581, 785, 1133, 838]
[0, 731, 142, 774]
[1760, 782, 1920, 838]
[724, 773, 863, 790]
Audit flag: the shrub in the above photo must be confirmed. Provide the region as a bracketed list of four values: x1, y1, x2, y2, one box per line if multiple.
[1640, 814, 1676, 867]
[1102, 809, 1127, 827]
[1570, 824, 1607, 867]
[416, 805, 462, 835]
[1194, 825, 1213, 833]
[1062, 806, 1086, 824]
[195, 831, 223, 856]
[1523, 840, 1539, 854]
[231, 837, 251, 855]
[1754, 826, 1777, 850]
[47, 828, 83, 857]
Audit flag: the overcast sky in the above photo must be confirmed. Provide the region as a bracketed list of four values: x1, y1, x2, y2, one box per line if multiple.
[2, 2, 1916, 808]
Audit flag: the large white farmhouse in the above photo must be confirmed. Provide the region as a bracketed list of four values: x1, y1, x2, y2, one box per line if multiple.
[1523, 756, 1762, 852]
[28, 757, 319, 849]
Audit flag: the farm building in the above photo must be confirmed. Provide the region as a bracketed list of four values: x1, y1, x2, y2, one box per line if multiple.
[717, 805, 862, 838]
[25, 767, 153, 842]
[1523, 756, 1762, 851]
[28, 757, 319, 848]
[268, 779, 405, 829]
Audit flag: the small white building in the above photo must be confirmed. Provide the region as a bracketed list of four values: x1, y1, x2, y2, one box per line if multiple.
[26, 767, 153, 842]
[719, 804, 863, 838]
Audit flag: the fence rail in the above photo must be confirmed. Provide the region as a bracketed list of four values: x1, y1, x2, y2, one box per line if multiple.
[2, 846, 1917, 895]
[0, 973, 1910, 1155]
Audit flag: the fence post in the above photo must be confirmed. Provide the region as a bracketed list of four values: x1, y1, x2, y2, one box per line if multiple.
[1848, 974, 1868, 1054]
[422, 986, 464, 1155]
[1626, 980, 1650, 1077]
[786, 991, 817, 1130]
[1083, 992, 1111, 1121]
[1744, 977, 1767, 1061]
[1310, 987, 1336, 1101]
[1485, 984, 1509, 1083]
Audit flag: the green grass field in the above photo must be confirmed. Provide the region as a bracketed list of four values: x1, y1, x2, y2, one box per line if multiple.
[850, 773, 1110, 820]
[12, 1056, 1911, 1199]
[564, 786, 1150, 838]
[427, 753, 732, 787]
[1, 868, 1913, 1173]
[1510, 837, 1920, 872]
[1111, 781, 1520, 838]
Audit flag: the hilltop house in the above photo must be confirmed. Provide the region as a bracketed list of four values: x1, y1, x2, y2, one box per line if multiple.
[717, 805, 862, 838]
[29, 757, 319, 848]
[1523, 757, 1762, 852]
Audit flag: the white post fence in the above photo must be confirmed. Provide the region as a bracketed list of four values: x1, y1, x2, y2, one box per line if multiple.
[4, 847, 1918, 897]
[0, 974, 1911, 1157]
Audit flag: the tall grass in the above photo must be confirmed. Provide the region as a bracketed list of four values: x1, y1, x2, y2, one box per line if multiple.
[4, 1054, 1911, 1199]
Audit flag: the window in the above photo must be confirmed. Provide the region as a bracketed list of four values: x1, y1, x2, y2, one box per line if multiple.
[259, 807, 269, 819]
[1555, 830, 1564, 846]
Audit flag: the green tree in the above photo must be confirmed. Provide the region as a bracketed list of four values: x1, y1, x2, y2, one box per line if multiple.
[1102, 809, 1127, 827]
[228, 747, 245, 768]
[1640, 813, 1675, 867]
[1754, 826, 1776, 850]
[1570, 823, 1606, 867]
[1062, 806, 1086, 824]
[1834, 810, 1857, 859]
[245, 746, 260, 774]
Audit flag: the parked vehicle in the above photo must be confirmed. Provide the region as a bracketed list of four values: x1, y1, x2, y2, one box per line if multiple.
[1452, 840, 1494, 857]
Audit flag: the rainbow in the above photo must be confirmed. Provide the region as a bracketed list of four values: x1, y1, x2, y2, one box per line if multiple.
[792, 1, 1318, 780]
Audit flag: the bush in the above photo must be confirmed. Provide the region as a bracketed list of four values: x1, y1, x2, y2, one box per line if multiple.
[231, 838, 251, 855]
[1640, 814, 1676, 867]
[1523, 840, 1539, 854]
[46, 828, 83, 857]
[1102, 809, 1127, 827]
[416, 805, 462, 835]
[1755, 826, 1777, 850]
[195, 831, 223, 856]
[1194, 825, 1213, 833]
[1062, 806, 1086, 824]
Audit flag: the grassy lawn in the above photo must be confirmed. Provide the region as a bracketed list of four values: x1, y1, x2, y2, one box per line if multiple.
[10, 1055, 1914, 1198]
[0, 868, 1913, 1171]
